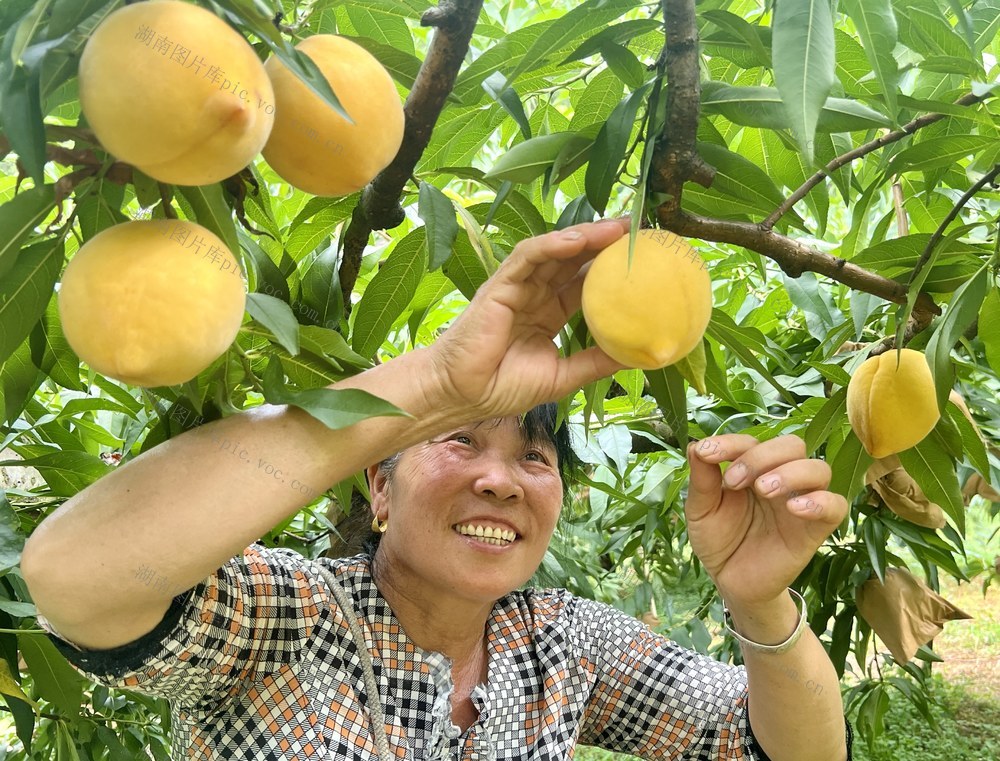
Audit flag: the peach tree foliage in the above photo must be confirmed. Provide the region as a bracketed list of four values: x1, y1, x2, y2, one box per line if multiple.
[0, 0, 998, 757]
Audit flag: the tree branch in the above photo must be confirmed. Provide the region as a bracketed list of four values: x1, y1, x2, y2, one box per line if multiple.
[649, 0, 715, 215]
[337, 0, 484, 309]
[651, 0, 941, 324]
[911, 162, 1000, 284]
[763, 92, 990, 230]
[654, 208, 940, 316]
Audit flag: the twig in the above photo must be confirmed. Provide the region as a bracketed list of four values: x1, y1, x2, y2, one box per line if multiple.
[337, 0, 485, 311]
[656, 208, 941, 317]
[910, 163, 1000, 284]
[763, 92, 990, 230]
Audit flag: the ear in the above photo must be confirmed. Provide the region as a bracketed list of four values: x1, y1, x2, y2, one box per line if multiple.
[367, 462, 389, 517]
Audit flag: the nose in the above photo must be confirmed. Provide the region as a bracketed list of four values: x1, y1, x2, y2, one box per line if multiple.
[472, 455, 525, 502]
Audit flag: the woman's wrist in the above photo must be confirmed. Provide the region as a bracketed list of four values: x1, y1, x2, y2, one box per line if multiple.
[723, 590, 802, 648]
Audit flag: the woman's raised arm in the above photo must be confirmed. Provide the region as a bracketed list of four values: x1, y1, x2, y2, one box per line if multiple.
[21, 219, 629, 651]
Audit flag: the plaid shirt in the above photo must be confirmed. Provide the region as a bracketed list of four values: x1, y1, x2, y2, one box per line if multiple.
[37, 543, 849, 759]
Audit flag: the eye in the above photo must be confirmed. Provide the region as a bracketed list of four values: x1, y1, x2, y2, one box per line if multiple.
[524, 450, 547, 463]
[453, 434, 473, 446]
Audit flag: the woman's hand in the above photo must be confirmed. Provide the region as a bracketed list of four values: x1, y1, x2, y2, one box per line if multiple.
[684, 434, 849, 610]
[424, 218, 631, 420]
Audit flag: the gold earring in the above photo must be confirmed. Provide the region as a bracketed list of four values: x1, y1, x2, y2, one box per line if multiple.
[371, 514, 388, 533]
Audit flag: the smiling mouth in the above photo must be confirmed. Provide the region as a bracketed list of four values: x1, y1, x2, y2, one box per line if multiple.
[455, 523, 518, 546]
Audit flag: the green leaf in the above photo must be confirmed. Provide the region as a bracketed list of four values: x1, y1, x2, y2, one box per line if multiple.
[246, 293, 300, 356]
[841, 0, 899, 118]
[351, 229, 426, 358]
[561, 18, 662, 64]
[177, 184, 241, 261]
[418, 182, 459, 271]
[0, 185, 56, 282]
[39, 1, 123, 101]
[702, 10, 772, 68]
[442, 231, 489, 299]
[971, 0, 1000, 54]
[861, 515, 889, 583]
[0, 237, 63, 365]
[261, 356, 410, 428]
[74, 175, 127, 240]
[673, 340, 707, 396]
[599, 42, 646, 89]
[210, 0, 350, 121]
[0, 656, 38, 715]
[898, 435, 965, 533]
[979, 286, 1000, 376]
[0, 65, 45, 185]
[887, 135, 994, 174]
[481, 71, 531, 140]
[299, 241, 344, 331]
[0, 450, 110, 497]
[485, 132, 585, 184]
[705, 310, 797, 406]
[945, 400, 989, 478]
[644, 366, 688, 449]
[829, 430, 873, 502]
[94, 727, 133, 761]
[17, 632, 84, 715]
[925, 266, 988, 410]
[585, 83, 650, 214]
[6, 0, 52, 66]
[696, 141, 786, 212]
[0, 493, 25, 574]
[30, 290, 81, 395]
[502, 0, 636, 88]
[700, 83, 892, 132]
[772, 0, 836, 163]
[0, 339, 44, 426]
[805, 387, 847, 455]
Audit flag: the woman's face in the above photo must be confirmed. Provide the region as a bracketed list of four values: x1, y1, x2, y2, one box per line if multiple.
[369, 416, 564, 605]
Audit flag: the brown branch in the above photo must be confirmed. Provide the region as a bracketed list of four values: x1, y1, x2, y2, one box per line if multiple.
[650, 0, 941, 325]
[655, 208, 941, 319]
[763, 92, 990, 230]
[867, 312, 937, 356]
[649, 0, 715, 214]
[337, 0, 484, 310]
[911, 163, 1000, 284]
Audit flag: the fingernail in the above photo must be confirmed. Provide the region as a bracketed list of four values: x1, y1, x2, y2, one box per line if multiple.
[723, 462, 747, 489]
[758, 476, 781, 496]
[560, 230, 583, 239]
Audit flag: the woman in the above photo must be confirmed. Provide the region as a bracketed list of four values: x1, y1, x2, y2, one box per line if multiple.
[23, 219, 851, 759]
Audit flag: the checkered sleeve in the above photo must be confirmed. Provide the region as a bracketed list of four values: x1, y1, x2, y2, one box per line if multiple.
[36, 542, 328, 715]
[572, 596, 760, 759]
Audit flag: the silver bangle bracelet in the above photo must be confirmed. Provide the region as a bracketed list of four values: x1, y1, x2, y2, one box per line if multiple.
[723, 588, 808, 655]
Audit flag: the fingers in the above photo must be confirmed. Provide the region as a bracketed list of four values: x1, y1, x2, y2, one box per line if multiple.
[685, 440, 725, 521]
[691, 432, 848, 528]
[497, 218, 630, 287]
[691, 434, 808, 491]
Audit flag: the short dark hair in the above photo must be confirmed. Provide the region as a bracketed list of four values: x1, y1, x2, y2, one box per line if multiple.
[328, 402, 577, 559]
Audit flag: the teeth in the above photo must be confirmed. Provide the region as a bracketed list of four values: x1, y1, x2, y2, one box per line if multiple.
[456, 524, 516, 544]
